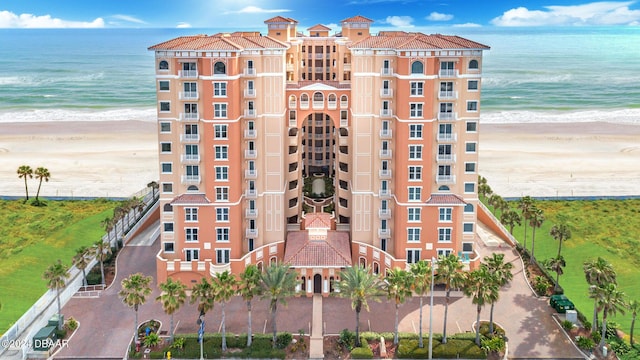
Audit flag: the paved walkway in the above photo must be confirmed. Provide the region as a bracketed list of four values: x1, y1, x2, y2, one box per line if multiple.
[310, 294, 324, 359]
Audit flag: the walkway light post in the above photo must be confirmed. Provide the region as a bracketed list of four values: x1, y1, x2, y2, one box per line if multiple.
[428, 257, 436, 359]
[197, 313, 205, 360]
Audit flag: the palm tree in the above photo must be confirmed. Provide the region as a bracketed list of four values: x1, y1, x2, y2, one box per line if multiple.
[550, 222, 571, 259]
[147, 181, 159, 199]
[238, 265, 262, 347]
[464, 266, 499, 346]
[92, 239, 112, 286]
[335, 265, 383, 347]
[72, 246, 91, 287]
[518, 196, 534, 251]
[583, 257, 617, 332]
[118, 273, 153, 345]
[260, 263, 298, 347]
[478, 175, 492, 200]
[488, 194, 508, 218]
[113, 206, 127, 247]
[546, 255, 567, 293]
[101, 216, 116, 250]
[190, 277, 215, 317]
[384, 267, 414, 345]
[436, 254, 465, 344]
[628, 299, 639, 345]
[43, 260, 70, 329]
[595, 283, 626, 349]
[483, 253, 514, 334]
[128, 197, 146, 220]
[17, 165, 33, 202]
[33, 167, 51, 203]
[500, 208, 521, 235]
[528, 207, 545, 263]
[156, 278, 187, 343]
[410, 260, 432, 348]
[212, 270, 239, 352]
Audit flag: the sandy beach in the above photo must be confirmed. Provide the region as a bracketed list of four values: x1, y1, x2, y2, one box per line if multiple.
[1, 120, 639, 198]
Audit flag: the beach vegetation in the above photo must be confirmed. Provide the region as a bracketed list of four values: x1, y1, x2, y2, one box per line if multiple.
[119, 273, 153, 346]
[33, 166, 51, 206]
[16, 165, 33, 202]
[155, 278, 187, 343]
[259, 263, 298, 347]
[42, 259, 70, 330]
[436, 254, 465, 344]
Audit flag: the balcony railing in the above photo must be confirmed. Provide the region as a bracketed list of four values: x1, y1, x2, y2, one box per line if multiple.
[246, 228, 258, 237]
[245, 169, 258, 179]
[244, 89, 256, 97]
[378, 228, 391, 237]
[437, 133, 457, 142]
[313, 101, 324, 110]
[436, 154, 456, 163]
[379, 149, 392, 159]
[300, 100, 309, 110]
[380, 129, 392, 139]
[439, 69, 458, 78]
[245, 149, 257, 159]
[179, 91, 199, 100]
[181, 175, 201, 184]
[438, 91, 458, 100]
[245, 189, 257, 198]
[244, 68, 256, 76]
[180, 134, 200, 142]
[245, 208, 258, 218]
[380, 109, 393, 117]
[340, 118, 348, 127]
[379, 208, 391, 218]
[381, 68, 393, 76]
[244, 129, 257, 139]
[289, 100, 297, 108]
[178, 70, 198, 78]
[379, 169, 392, 179]
[380, 88, 393, 97]
[343, 63, 351, 71]
[438, 112, 457, 121]
[245, 109, 256, 118]
[181, 154, 200, 163]
[327, 100, 337, 110]
[379, 189, 391, 198]
[340, 100, 348, 109]
[180, 113, 199, 122]
[436, 175, 456, 184]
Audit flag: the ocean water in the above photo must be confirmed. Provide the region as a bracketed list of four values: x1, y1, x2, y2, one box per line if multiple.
[0, 27, 638, 124]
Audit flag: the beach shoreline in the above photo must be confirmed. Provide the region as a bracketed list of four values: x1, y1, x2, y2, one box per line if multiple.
[1, 119, 639, 198]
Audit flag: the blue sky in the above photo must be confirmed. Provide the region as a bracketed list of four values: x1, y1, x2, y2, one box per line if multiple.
[1, 0, 639, 28]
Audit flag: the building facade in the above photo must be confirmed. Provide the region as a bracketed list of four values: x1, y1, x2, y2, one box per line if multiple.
[149, 16, 490, 295]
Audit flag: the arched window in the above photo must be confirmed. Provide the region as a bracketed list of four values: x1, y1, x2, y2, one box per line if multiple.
[187, 185, 199, 192]
[159, 60, 169, 70]
[270, 256, 277, 265]
[289, 95, 296, 103]
[340, 95, 348, 103]
[256, 262, 263, 271]
[411, 61, 424, 74]
[328, 94, 337, 102]
[373, 262, 380, 275]
[163, 203, 173, 212]
[464, 203, 474, 213]
[469, 59, 479, 70]
[313, 92, 324, 102]
[359, 257, 366, 268]
[214, 61, 226, 74]
[438, 185, 450, 192]
[301, 276, 306, 291]
[301, 93, 309, 102]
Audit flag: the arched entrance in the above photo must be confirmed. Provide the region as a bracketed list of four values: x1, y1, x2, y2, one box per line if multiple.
[313, 274, 322, 294]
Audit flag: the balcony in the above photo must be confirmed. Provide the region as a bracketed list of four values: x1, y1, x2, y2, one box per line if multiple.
[178, 70, 198, 78]
[436, 175, 456, 184]
[245, 149, 257, 159]
[439, 69, 459, 78]
[180, 112, 199, 122]
[210, 262, 231, 275]
[380, 88, 393, 97]
[300, 100, 309, 110]
[340, 118, 348, 127]
[378, 228, 391, 237]
[245, 208, 258, 218]
[380, 129, 392, 139]
[179, 91, 199, 100]
[327, 100, 337, 110]
[289, 100, 297, 108]
[340, 100, 348, 109]
[244, 89, 256, 97]
[313, 101, 324, 110]
[436, 154, 456, 163]
[286, 63, 294, 72]
[379, 169, 392, 179]
[379, 149, 392, 159]
[438, 112, 457, 121]
[181, 175, 201, 184]
[379, 208, 391, 218]
[245, 109, 256, 118]
[244, 68, 256, 76]
[180, 134, 200, 142]
[381, 68, 393, 76]
[379, 189, 391, 198]
[245, 189, 257, 199]
[244, 129, 257, 139]
[438, 91, 458, 100]
[246, 228, 258, 237]
[343, 63, 351, 71]
[245, 169, 258, 179]
[181, 154, 200, 163]
[380, 109, 393, 117]
[437, 133, 457, 142]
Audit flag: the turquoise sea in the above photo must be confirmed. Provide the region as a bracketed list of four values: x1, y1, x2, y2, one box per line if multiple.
[0, 26, 638, 124]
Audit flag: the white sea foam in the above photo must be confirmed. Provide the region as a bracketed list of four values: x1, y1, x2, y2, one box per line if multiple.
[0, 108, 157, 124]
[481, 108, 640, 125]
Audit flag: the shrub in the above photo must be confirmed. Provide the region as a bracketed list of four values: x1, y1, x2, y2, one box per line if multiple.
[66, 317, 78, 331]
[534, 276, 551, 296]
[562, 320, 574, 331]
[606, 322, 620, 340]
[143, 333, 160, 348]
[481, 336, 505, 354]
[351, 346, 374, 359]
[55, 328, 67, 339]
[591, 331, 601, 344]
[339, 328, 355, 350]
[479, 322, 505, 337]
[582, 320, 591, 331]
[85, 271, 102, 285]
[433, 339, 485, 359]
[275, 332, 292, 349]
[575, 336, 595, 350]
[171, 337, 185, 350]
[397, 339, 429, 359]
[608, 337, 631, 355]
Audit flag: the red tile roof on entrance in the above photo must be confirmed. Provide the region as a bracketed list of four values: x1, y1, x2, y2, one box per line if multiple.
[425, 193, 467, 206]
[305, 213, 332, 229]
[170, 193, 211, 205]
[284, 231, 352, 267]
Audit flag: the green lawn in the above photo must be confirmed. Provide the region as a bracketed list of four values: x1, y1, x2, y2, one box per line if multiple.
[491, 198, 640, 334]
[0, 199, 118, 334]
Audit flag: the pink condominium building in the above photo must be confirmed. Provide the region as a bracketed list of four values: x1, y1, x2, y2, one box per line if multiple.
[149, 16, 490, 295]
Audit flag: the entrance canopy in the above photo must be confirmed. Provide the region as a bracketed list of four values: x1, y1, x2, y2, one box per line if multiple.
[284, 230, 352, 268]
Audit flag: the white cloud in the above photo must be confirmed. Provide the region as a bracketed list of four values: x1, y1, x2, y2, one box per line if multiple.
[491, 1, 640, 26]
[176, 22, 192, 28]
[224, 6, 291, 14]
[383, 15, 414, 27]
[427, 12, 454, 21]
[111, 14, 147, 25]
[0, 10, 104, 28]
[453, 22, 482, 28]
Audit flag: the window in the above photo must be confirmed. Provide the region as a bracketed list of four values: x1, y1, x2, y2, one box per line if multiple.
[160, 142, 172, 153]
[160, 122, 171, 133]
[465, 182, 475, 193]
[159, 60, 169, 70]
[216, 249, 230, 264]
[410, 82, 423, 96]
[440, 61, 455, 75]
[409, 145, 422, 160]
[216, 228, 230, 242]
[468, 80, 478, 91]
[214, 82, 227, 97]
[160, 102, 170, 112]
[455, 141, 469, 153]
[408, 187, 421, 201]
[248, 238, 254, 252]
[440, 102, 453, 114]
[216, 207, 229, 222]
[163, 222, 174, 232]
[469, 59, 479, 70]
[184, 124, 198, 137]
[163, 242, 174, 253]
[464, 203, 474, 213]
[185, 144, 198, 159]
[409, 124, 423, 139]
[161, 163, 172, 174]
[381, 238, 388, 252]
[439, 207, 453, 221]
[215, 145, 228, 160]
[466, 122, 477, 132]
[410, 103, 423, 118]
[215, 187, 229, 201]
[159, 81, 169, 91]
[437, 249, 453, 257]
[439, 144, 452, 159]
[185, 208, 198, 221]
[411, 61, 424, 74]
[467, 101, 478, 112]
[215, 166, 228, 180]
[185, 249, 199, 261]
[407, 228, 421, 242]
[214, 124, 228, 139]
[439, 123, 453, 137]
[438, 165, 451, 176]
[162, 183, 173, 193]
[464, 223, 474, 233]
[185, 165, 199, 177]
[407, 249, 421, 264]
[214, 61, 226, 74]
[438, 228, 452, 242]
[408, 166, 422, 181]
[184, 103, 197, 115]
[465, 162, 476, 173]
[185, 228, 198, 242]
[214, 104, 227, 118]
[408, 207, 421, 222]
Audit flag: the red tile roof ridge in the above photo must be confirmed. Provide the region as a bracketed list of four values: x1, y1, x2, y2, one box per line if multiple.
[264, 16, 298, 24]
[341, 15, 374, 23]
[308, 24, 331, 31]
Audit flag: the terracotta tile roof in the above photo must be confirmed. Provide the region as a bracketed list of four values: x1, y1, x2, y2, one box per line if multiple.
[170, 193, 211, 205]
[349, 32, 490, 50]
[286, 80, 351, 89]
[341, 15, 374, 23]
[425, 193, 467, 206]
[148, 33, 288, 51]
[305, 213, 332, 229]
[264, 16, 298, 24]
[308, 24, 331, 31]
[284, 231, 352, 267]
